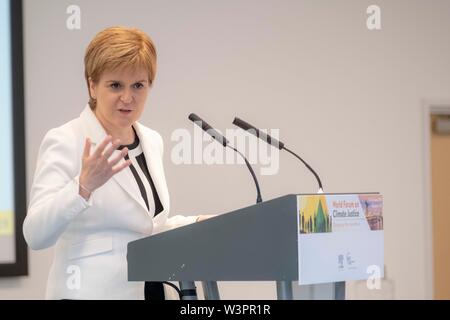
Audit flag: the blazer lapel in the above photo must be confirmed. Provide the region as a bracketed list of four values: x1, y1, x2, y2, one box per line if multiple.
[134, 122, 169, 215]
[79, 105, 149, 213]
[111, 163, 149, 213]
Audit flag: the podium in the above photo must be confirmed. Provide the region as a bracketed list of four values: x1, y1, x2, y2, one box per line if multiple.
[127, 193, 383, 300]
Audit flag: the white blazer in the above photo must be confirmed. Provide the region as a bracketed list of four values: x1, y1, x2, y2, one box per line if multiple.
[23, 105, 197, 300]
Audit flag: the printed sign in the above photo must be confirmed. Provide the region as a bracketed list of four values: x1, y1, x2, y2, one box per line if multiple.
[297, 194, 384, 285]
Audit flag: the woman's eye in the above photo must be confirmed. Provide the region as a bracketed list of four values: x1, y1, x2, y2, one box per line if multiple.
[133, 83, 144, 89]
[110, 83, 121, 89]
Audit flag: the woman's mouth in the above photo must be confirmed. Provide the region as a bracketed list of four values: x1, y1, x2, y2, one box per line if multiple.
[118, 109, 133, 115]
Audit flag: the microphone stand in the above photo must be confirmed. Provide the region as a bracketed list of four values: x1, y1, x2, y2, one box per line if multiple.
[227, 145, 263, 203]
[282, 146, 323, 193]
[189, 114, 263, 204]
[232, 117, 324, 193]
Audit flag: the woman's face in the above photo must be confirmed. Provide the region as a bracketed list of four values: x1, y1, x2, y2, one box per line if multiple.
[89, 67, 150, 131]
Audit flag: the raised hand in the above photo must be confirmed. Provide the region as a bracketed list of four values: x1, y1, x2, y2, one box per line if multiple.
[78, 136, 131, 200]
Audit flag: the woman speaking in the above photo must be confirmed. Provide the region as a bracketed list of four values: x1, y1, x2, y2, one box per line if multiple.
[23, 26, 208, 299]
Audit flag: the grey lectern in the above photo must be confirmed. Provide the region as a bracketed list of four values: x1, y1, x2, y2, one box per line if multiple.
[127, 194, 345, 300]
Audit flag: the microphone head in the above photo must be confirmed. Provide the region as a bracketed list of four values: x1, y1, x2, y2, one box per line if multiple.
[188, 113, 229, 147]
[232, 117, 284, 149]
[233, 117, 254, 131]
[188, 113, 200, 123]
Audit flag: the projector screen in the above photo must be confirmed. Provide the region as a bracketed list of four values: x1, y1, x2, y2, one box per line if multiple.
[0, 0, 28, 276]
[0, 0, 15, 264]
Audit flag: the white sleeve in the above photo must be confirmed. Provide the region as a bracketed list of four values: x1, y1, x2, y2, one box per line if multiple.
[151, 130, 198, 234]
[23, 128, 93, 250]
[153, 215, 198, 235]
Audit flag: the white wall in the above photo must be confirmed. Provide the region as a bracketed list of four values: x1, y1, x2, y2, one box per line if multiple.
[1, 0, 449, 299]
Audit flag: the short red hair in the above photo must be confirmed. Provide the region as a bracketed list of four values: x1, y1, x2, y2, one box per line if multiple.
[84, 26, 157, 110]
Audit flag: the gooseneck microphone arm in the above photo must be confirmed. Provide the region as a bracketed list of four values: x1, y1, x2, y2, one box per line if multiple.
[281, 146, 323, 191]
[188, 113, 263, 203]
[232, 117, 324, 192]
[227, 145, 263, 203]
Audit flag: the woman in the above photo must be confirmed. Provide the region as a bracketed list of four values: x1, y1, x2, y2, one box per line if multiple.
[23, 26, 209, 299]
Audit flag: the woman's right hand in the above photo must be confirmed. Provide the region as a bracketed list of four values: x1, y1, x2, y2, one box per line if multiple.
[78, 136, 131, 200]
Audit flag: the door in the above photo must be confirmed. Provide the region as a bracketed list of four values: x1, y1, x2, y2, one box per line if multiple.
[431, 114, 450, 299]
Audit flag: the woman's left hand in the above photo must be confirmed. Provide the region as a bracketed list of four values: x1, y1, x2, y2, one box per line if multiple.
[196, 215, 216, 222]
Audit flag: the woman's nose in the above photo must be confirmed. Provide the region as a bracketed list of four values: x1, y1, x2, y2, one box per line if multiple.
[120, 89, 133, 104]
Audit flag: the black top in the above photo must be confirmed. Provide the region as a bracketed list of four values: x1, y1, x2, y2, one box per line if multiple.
[118, 127, 164, 217]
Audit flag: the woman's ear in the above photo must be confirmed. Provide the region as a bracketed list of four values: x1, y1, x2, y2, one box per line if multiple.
[88, 77, 97, 99]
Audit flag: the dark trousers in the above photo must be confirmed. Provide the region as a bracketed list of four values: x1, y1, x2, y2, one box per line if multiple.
[144, 281, 165, 300]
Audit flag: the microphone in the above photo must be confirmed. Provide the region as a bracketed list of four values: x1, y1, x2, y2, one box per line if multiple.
[232, 117, 324, 192]
[189, 113, 229, 147]
[233, 117, 284, 149]
[188, 114, 263, 203]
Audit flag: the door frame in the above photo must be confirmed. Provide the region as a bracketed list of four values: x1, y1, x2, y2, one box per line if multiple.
[422, 100, 450, 299]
